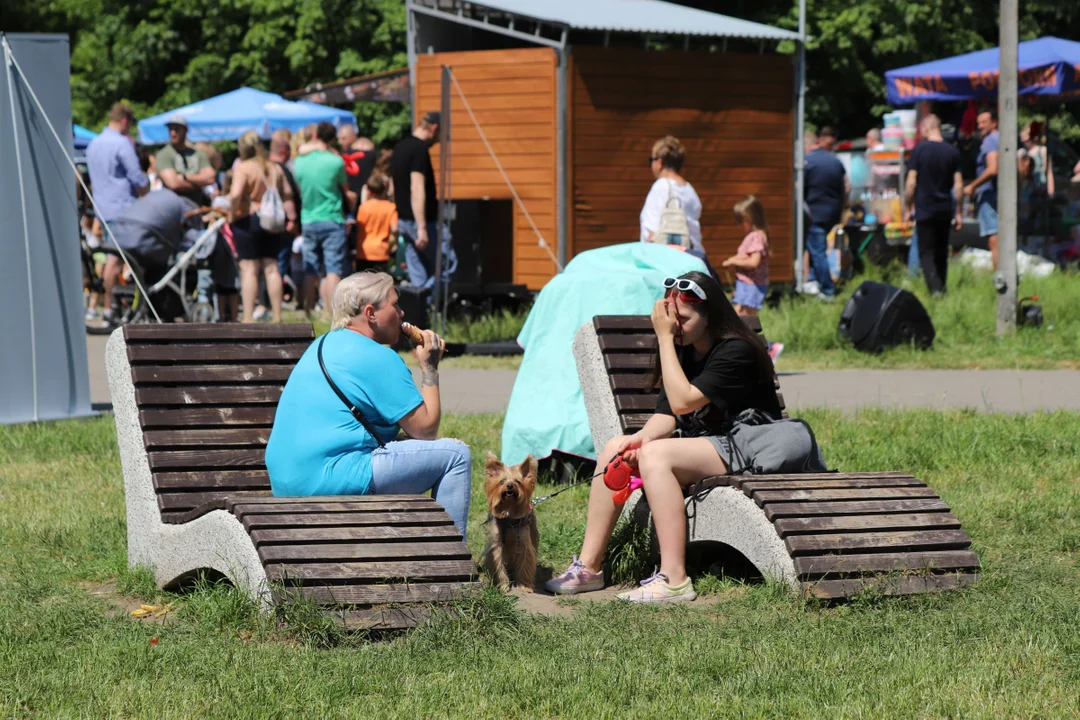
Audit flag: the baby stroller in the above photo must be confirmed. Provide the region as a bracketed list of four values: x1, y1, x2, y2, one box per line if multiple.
[103, 189, 233, 328]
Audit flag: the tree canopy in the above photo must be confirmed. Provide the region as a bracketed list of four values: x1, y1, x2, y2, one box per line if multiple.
[3, 0, 1078, 146]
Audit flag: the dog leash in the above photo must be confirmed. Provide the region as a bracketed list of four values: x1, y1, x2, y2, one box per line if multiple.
[531, 453, 620, 507]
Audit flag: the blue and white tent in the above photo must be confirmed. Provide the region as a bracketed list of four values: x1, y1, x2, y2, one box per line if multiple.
[73, 124, 97, 150]
[137, 87, 357, 144]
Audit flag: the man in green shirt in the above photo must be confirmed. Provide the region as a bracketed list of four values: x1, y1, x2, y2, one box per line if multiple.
[294, 121, 353, 313]
[154, 115, 215, 205]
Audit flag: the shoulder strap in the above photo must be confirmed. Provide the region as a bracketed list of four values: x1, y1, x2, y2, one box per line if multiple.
[317, 335, 386, 448]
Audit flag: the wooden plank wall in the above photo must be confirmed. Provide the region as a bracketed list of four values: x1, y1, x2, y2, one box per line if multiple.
[570, 47, 795, 282]
[415, 48, 559, 290]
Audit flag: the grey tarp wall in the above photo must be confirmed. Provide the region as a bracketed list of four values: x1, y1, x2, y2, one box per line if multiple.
[0, 34, 93, 423]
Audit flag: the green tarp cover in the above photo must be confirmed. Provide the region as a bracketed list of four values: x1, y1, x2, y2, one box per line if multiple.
[500, 243, 706, 464]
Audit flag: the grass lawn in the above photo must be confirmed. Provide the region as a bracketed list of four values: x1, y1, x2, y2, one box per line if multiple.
[2, 410, 1079, 717]
[761, 263, 1079, 370]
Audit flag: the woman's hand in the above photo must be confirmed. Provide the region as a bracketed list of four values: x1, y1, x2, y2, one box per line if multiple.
[651, 298, 678, 340]
[721, 255, 736, 267]
[413, 329, 446, 370]
[611, 433, 646, 468]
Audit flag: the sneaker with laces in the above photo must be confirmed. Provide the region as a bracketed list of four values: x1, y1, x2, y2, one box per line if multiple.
[616, 571, 696, 605]
[545, 555, 604, 595]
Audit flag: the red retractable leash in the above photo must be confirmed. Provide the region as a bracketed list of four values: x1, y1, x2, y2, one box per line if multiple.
[531, 453, 644, 507]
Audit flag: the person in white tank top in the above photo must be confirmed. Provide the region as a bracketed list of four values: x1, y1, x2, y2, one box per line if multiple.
[639, 135, 703, 253]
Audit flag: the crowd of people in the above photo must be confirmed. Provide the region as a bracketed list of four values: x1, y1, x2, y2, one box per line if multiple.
[81, 103, 456, 324]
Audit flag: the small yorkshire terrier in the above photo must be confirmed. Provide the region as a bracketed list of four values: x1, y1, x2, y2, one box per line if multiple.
[482, 453, 539, 592]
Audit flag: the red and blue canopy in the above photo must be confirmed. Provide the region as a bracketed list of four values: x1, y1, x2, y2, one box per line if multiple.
[886, 37, 1080, 105]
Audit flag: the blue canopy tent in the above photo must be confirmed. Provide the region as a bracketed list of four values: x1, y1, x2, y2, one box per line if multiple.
[73, 124, 97, 150]
[886, 37, 1080, 105]
[137, 87, 357, 144]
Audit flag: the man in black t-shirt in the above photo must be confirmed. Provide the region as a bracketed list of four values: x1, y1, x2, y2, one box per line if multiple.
[904, 114, 963, 294]
[390, 111, 457, 291]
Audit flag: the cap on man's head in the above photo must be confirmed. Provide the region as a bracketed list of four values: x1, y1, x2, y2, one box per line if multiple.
[421, 111, 441, 127]
[165, 114, 188, 129]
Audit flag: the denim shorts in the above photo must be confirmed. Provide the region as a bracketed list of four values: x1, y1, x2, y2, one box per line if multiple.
[732, 280, 768, 310]
[977, 197, 998, 238]
[302, 221, 348, 277]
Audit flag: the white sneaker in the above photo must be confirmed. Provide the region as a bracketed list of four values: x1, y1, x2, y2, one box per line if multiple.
[801, 281, 821, 296]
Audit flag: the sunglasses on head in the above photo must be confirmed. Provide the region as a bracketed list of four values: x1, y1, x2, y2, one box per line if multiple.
[662, 276, 707, 302]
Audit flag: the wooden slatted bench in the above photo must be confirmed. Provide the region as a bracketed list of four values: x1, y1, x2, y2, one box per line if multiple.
[106, 323, 478, 629]
[573, 315, 979, 600]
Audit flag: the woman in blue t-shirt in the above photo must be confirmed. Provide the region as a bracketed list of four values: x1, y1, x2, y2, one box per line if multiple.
[265, 272, 471, 536]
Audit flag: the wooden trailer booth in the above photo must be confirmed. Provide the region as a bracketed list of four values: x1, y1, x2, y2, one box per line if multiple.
[407, 0, 804, 290]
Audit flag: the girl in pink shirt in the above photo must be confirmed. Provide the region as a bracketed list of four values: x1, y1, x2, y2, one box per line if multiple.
[722, 195, 770, 316]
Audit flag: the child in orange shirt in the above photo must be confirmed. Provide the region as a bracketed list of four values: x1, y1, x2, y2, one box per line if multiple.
[722, 195, 770, 317]
[355, 174, 398, 273]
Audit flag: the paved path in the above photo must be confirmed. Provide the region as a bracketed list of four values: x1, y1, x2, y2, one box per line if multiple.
[87, 334, 1080, 414]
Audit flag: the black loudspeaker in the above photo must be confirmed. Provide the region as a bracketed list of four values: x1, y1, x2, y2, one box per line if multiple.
[838, 281, 935, 353]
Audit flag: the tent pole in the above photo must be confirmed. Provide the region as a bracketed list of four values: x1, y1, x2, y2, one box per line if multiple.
[4, 37, 39, 421]
[434, 64, 450, 335]
[793, 0, 807, 292]
[997, 0, 1018, 335]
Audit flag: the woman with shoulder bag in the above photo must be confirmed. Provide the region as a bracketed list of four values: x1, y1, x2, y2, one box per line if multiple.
[230, 130, 298, 323]
[547, 271, 826, 604]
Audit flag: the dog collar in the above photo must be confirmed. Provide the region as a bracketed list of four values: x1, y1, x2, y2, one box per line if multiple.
[491, 512, 533, 529]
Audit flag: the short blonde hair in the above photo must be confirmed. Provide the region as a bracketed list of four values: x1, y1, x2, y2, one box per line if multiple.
[651, 135, 686, 171]
[331, 272, 395, 329]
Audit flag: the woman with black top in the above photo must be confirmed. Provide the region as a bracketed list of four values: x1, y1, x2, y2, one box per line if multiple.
[546, 271, 779, 604]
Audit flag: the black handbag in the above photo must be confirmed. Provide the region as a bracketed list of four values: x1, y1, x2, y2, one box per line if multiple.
[317, 335, 386, 448]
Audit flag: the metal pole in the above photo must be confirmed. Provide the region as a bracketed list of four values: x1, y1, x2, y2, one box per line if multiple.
[556, 45, 569, 270]
[406, 2, 418, 126]
[4, 38, 39, 421]
[793, 0, 807, 292]
[997, 0, 1018, 335]
[434, 65, 450, 335]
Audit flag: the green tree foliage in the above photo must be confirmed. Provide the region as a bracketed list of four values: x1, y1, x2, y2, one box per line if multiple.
[3, 0, 410, 144]
[3, 1, 1078, 145]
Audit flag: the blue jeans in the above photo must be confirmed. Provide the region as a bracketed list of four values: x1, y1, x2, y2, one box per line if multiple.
[398, 220, 457, 291]
[302, 221, 349, 278]
[369, 438, 472, 538]
[907, 225, 921, 276]
[805, 224, 835, 296]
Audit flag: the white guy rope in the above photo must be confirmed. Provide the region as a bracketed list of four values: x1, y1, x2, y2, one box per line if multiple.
[447, 68, 564, 272]
[4, 39, 39, 420]
[2, 34, 162, 322]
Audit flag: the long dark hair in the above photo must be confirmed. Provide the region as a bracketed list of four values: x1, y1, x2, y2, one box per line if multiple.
[648, 271, 774, 390]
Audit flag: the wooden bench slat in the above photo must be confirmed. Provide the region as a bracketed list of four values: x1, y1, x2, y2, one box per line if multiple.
[158, 489, 272, 511]
[128, 343, 309, 363]
[741, 477, 926, 494]
[144, 428, 271, 449]
[155, 469, 270, 490]
[593, 316, 653, 331]
[729, 472, 915, 487]
[793, 550, 980, 579]
[250, 525, 463, 546]
[276, 582, 476, 606]
[140, 407, 277, 428]
[226, 494, 426, 510]
[610, 373, 655, 391]
[136, 386, 282, 406]
[260, 541, 470, 564]
[242, 511, 453, 530]
[148, 449, 267, 470]
[604, 354, 654, 371]
[598, 334, 658, 352]
[265, 559, 477, 583]
[233, 500, 439, 517]
[764, 498, 951, 520]
[124, 323, 314, 341]
[803, 573, 978, 600]
[615, 394, 660, 411]
[785, 529, 971, 556]
[621, 413, 652, 431]
[131, 364, 294, 385]
[754, 486, 939, 507]
[773, 512, 961, 538]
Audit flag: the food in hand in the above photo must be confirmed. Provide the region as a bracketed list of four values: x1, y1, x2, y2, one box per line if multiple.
[401, 322, 425, 345]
